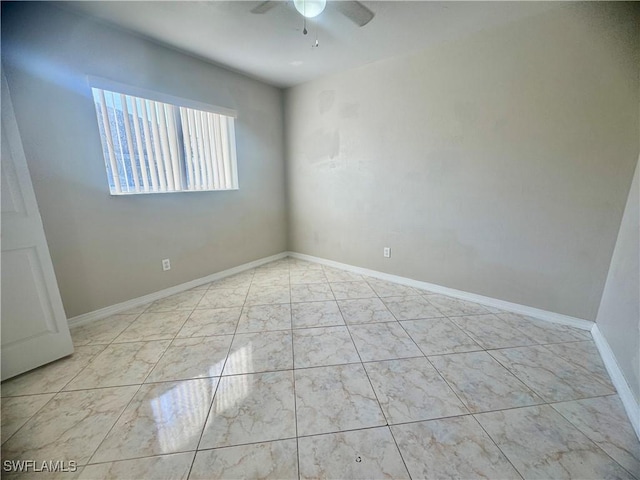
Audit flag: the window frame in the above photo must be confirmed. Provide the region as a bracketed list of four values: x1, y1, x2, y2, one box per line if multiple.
[88, 76, 239, 196]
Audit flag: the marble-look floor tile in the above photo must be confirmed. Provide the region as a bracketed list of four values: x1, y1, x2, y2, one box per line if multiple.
[80, 452, 194, 480]
[146, 290, 205, 313]
[382, 296, 443, 320]
[120, 303, 150, 315]
[257, 258, 291, 269]
[254, 263, 290, 275]
[295, 364, 386, 436]
[329, 281, 377, 300]
[2, 467, 81, 480]
[323, 267, 363, 282]
[289, 259, 322, 271]
[293, 326, 360, 368]
[497, 312, 591, 344]
[423, 293, 490, 316]
[450, 314, 537, 349]
[401, 318, 482, 355]
[146, 335, 233, 383]
[292, 301, 345, 328]
[251, 271, 290, 286]
[489, 345, 615, 402]
[199, 371, 296, 449]
[348, 322, 423, 362]
[366, 278, 419, 297]
[246, 284, 291, 305]
[476, 405, 634, 480]
[483, 305, 507, 314]
[64, 341, 170, 390]
[197, 286, 249, 309]
[256, 263, 291, 276]
[114, 311, 190, 343]
[236, 304, 291, 333]
[70, 315, 138, 346]
[2, 386, 138, 465]
[290, 269, 327, 284]
[543, 341, 614, 388]
[176, 307, 240, 338]
[392, 416, 521, 480]
[92, 378, 218, 463]
[298, 427, 409, 480]
[337, 298, 396, 325]
[364, 357, 467, 424]
[552, 395, 640, 476]
[223, 331, 293, 375]
[291, 283, 334, 303]
[430, 351, 543, 413]
[9, 260, 637, 480]
[191, 439, 298, 480]
[1, 345, 105, 397]
[208, 272, 253, 290]
[1, 394, 55, 444]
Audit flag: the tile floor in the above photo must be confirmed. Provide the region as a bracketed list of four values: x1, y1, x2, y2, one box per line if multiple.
[2, 258, 639, 479]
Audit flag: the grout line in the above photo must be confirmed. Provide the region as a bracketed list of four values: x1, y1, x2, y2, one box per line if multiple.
[401, 327, 477, 419]
[84, 318, 186, 465]
[84, 384, 150, 465]
[287, 263, 303, 480]
[83, 449, 197, 468]
[486, 346, 616, 399]
[4, 257, 629, 478]
[186, 267, 255, 479]
[333, 293, 386, 397]
[0, 393, 59, 448]
[549, 401, 639, 479]
[383, 426, 413, 479]
[423, 349, 544, 409]
[483, 348, 555, 403]
[0, 343, 118, 451]
[470, 414, 526, 480]
[191, 436, 298, 453]
[138, 315, 194, 381]
[293, 422, 420, 440]
[473, 400, 638, 479]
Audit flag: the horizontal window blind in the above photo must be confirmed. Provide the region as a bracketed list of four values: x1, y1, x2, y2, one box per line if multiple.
[91, 87, 238, 195]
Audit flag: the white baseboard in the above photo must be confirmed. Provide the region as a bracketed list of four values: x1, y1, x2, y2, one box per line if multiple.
[293, 252, 639, 439]
[288, 252, 594, 331]
[70, 250, 594, 332]
[67, 250, 638, 440]
[591, 324, 640, 440]
[67, 252, 288, 327]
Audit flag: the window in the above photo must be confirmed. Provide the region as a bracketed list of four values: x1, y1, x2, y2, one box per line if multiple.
[90, 82, 238, 195]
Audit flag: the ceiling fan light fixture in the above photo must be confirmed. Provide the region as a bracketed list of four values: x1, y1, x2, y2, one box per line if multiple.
[293, 0, 327, 18]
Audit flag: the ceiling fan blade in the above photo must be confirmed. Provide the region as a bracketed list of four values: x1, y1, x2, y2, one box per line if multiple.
[333, 1, 375, 27]
[251, 1, 279, 14]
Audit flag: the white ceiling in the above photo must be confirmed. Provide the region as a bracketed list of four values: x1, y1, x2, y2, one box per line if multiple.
[59, 1, 561, 88]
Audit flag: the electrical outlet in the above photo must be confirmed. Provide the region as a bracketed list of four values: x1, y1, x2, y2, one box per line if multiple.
[162, 259, 171, 271]
[383, 247, 391, 258]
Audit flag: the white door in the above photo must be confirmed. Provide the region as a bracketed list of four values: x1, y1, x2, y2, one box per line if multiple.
[1, 72, 74, 381]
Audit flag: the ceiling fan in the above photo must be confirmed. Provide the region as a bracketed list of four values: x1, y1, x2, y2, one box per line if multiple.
[251, 0, 375, 27]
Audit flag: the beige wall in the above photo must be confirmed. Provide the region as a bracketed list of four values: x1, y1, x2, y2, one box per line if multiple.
[2, 3, 287, 317]
[285, 3, 639, 321]
[3, 2, 639, 328]
[597, 158, 639, 402]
